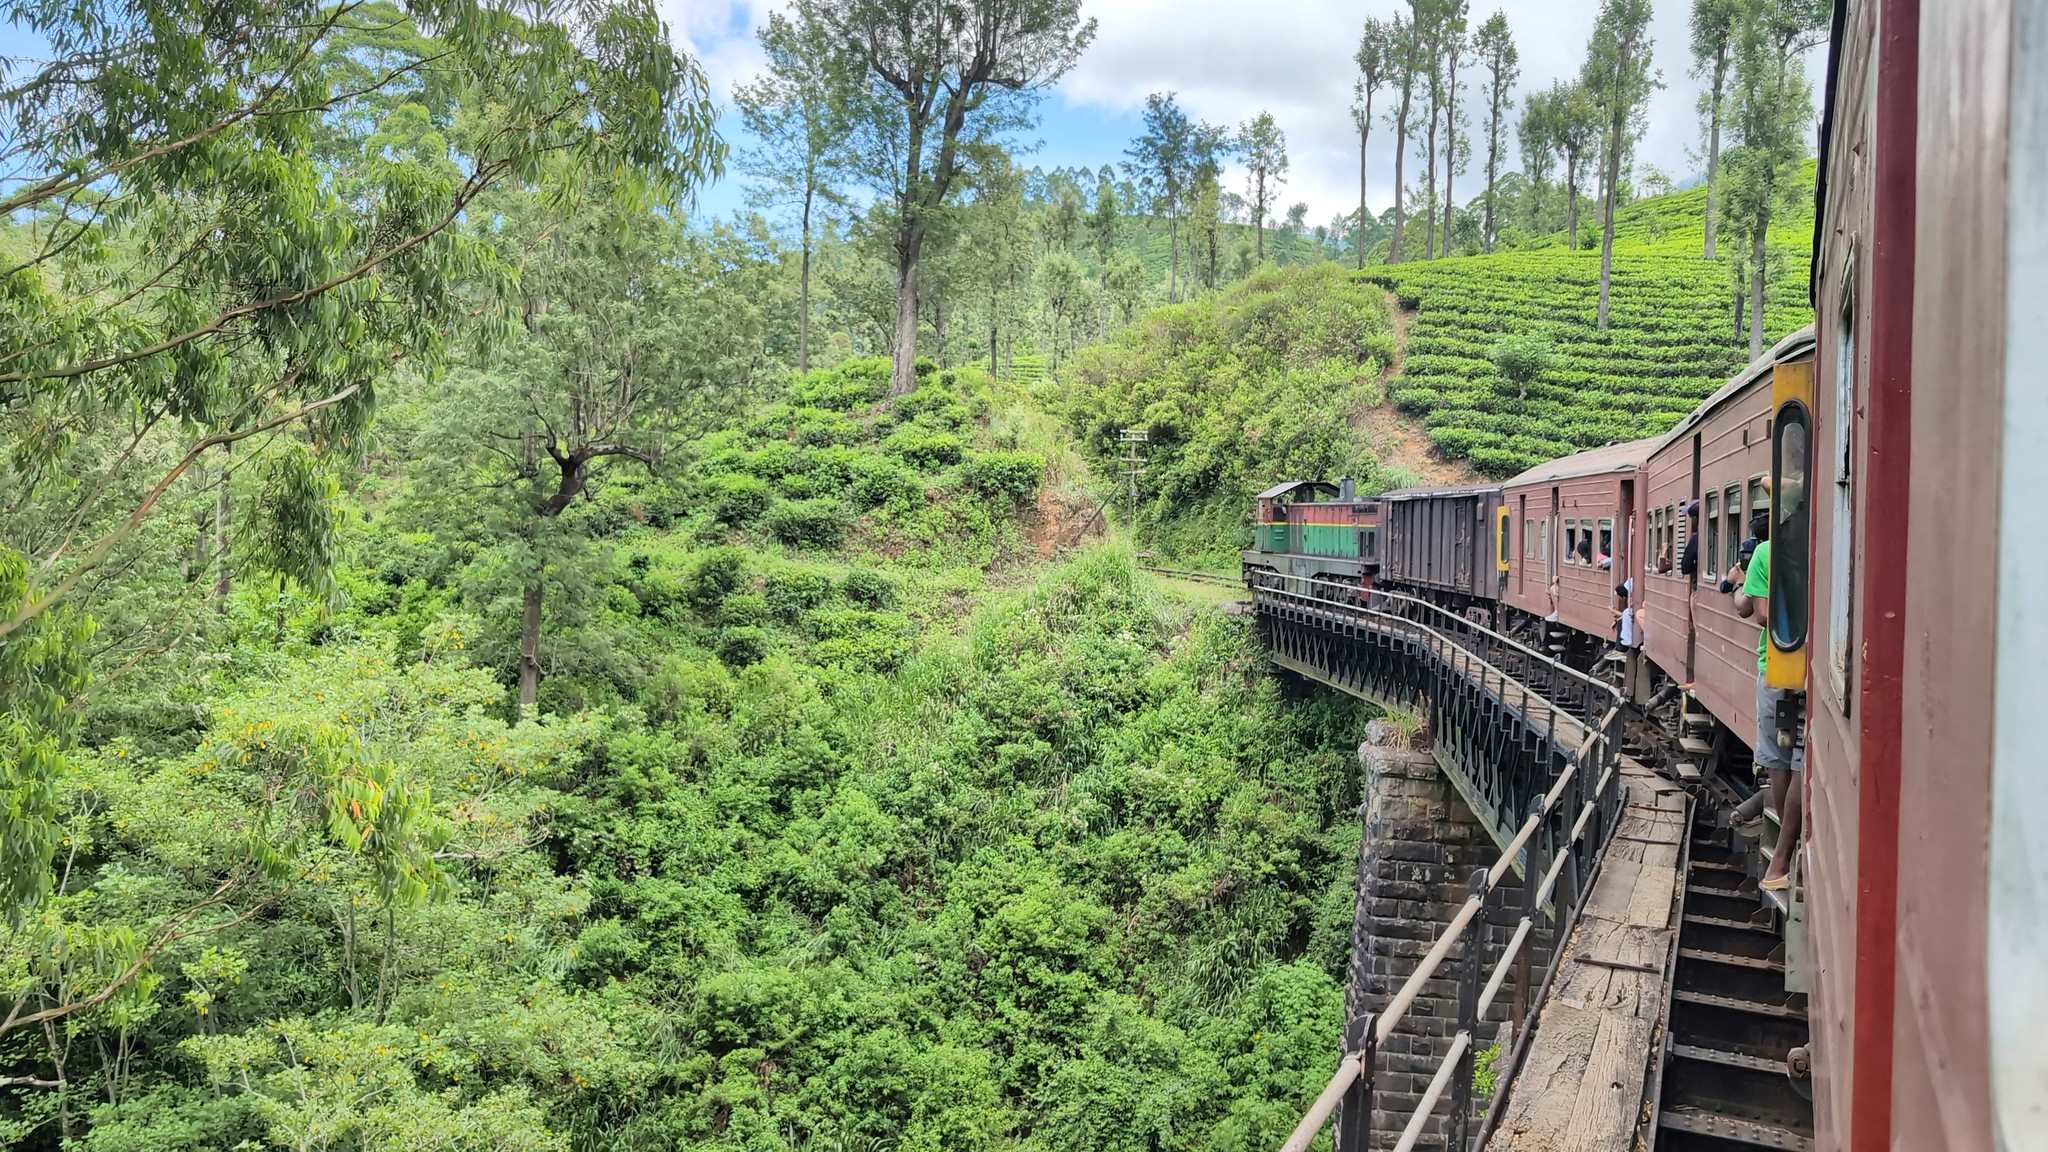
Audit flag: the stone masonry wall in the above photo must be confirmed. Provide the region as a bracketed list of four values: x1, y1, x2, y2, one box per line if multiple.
[1342, 721, 1544, 1151]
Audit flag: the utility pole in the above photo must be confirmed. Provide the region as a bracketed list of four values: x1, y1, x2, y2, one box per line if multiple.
[1119, 427, 1150, 535]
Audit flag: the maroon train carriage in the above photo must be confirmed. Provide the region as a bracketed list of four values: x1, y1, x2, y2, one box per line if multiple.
[1640, 328, 1817, 756]
[1498, 437, 1656, 655]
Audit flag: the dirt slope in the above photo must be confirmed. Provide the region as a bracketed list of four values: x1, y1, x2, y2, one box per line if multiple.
[1356, 292, 1484, 487]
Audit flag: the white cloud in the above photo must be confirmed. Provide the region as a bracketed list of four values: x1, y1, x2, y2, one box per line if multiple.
[665, 0, 1823, 226]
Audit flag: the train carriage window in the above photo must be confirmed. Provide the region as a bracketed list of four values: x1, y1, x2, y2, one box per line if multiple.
[1540, 517, 1550, 564]
[1563, 520, 1579, 564]
[1772, 405, 1812, 653]
[1705, 492, 1721, 574]
[1720, 486, 1738, 577]
[1597, 519, 1614, 566]
[1524, 518, 1536, 558]
[1830, 272, 1858, 705]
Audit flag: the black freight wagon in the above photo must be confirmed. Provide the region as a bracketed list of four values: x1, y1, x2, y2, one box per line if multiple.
[1378, 483, 1508, 611]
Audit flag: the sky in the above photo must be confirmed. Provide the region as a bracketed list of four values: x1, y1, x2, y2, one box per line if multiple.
[666, 0, 1825, 229]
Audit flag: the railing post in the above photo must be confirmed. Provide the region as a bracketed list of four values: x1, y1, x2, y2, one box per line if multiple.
[1451, 866, 1487, 1152]
[1516, 823, 1540, 1033]
[1335, 1011, 1377, 1152]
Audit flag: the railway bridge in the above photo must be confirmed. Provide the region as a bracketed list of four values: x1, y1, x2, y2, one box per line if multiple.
[1248, 574, 1692, 1152]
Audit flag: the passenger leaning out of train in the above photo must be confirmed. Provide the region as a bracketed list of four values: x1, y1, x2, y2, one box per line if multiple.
[1724, 507, 1803, 891]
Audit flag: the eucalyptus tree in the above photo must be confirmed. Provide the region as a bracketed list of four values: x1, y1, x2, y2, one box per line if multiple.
[1473, 12, 1520, 251]
[1090, 167, 1121, 263]
[734, 0, 858, 373]
[1385, 12, 1420, 262]
[1723, 0, 1828, 354]
[966, 157, 1033, 374]
[440, 196, 781, 711]
[1353, 17, 1395, 268]
[820, 0, 1097, 395]
[1519, 89, 1559, 233]
[1690, 0, 1740, 259]
[1549, 80, 1601, 249]
[1127, 93, 1196, 301]
[0, 0, 716, 992]
[1439, 0, 1472, 259]
[1586, 0, 1658, 330]
[1238, 112, 1290, 263]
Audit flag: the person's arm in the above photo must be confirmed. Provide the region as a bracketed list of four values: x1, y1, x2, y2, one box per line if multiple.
[1733, 550, 1767, 619]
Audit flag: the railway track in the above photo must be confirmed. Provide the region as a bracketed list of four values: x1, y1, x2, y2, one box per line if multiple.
[1652, 810, 1814, 1151]
[1138, 564, 1244, 590]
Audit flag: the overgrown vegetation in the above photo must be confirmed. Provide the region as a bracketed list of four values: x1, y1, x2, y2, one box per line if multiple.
[1063, 265, 1397, 565]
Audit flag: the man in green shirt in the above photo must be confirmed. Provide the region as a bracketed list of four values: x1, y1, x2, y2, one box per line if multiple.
[1727, 509, 1801, 891]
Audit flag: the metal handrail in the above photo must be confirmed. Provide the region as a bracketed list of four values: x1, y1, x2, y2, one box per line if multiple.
[1256, 574, 1627, 1152]
[1247, 572, 1617, 716]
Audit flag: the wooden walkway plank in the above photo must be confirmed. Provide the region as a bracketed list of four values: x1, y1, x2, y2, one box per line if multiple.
[1486, 764, 1686, 1152]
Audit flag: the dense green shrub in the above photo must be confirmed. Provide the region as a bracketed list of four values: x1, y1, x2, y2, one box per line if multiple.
[881, 426, 966, 469]
[763, 497, 852, 549]
[685, 547, 748, 611]
[789, 356, 890, 410]
[961, 451, 1046, 503]
[848, 455, 925, 510]
[763, 569, 835, 621]
[708, 472, 774, 524]
[715, 625, 771, 667]
[1064, 264, 1393, 565]
[1489, 333, 1554, 396]
[840, 568, 897, 608]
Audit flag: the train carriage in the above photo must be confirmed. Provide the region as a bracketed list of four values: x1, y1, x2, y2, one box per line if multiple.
[1499, 438, 1655, 645]
[1377, 484, 1506, 611]
[1641, 330, 1816, 749]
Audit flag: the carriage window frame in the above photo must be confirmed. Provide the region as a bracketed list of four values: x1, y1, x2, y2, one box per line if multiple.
[1563, 519, 1580, 565]
[1540, 517, 1551, 564]
[1705, 492, 1721, 574]
[1723, 485, 1743, 579]
[1829, 260, 1858, 708]
[1524, 518, 1536, 559]
[1598, 518, 1614, 566]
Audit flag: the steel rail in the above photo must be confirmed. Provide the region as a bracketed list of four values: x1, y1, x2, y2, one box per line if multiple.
[1257, 573, 1627, 1152]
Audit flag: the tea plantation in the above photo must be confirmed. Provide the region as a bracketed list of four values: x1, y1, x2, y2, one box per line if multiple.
[1367, 166, 1818, 477]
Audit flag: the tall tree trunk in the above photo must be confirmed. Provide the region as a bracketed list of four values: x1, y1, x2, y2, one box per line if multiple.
[1443, 55, 1459, 257]
[1749, 223, 1767, 358]
[989, 282, 1000, 376]
[798, 188, 813, 374]
[1167, 213, 1180, 302]
[1595, 29, 1637, 331]
[889, 237, 921, 396]
[1391, 81, 1413, 263]
[1424, 98, 1439, 259]
[212, 443, 231, 612]
[517, 580, 542, 711]
[1565, 154, 1581, 249]
[1484, 97, 1500, 251]
[1254, 171, 1266, 262]
[1357, 97, 1373, 268]
[1703, 48, 1727, 260]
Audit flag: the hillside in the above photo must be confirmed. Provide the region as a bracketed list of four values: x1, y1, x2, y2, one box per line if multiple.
[1062, 264, 1404, 566]
[1366, 165, 1818, 476]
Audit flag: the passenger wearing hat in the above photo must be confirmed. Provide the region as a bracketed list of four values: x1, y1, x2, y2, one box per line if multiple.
[1678, 498, 1701, 577]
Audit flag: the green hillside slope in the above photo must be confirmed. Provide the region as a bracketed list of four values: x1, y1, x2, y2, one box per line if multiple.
[1367, 164, 1817, 476]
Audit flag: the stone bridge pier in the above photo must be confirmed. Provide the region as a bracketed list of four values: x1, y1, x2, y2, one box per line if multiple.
[1341, 721, 1552, 1151]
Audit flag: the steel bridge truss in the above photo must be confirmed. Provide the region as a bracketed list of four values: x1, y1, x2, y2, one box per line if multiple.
[1250, 575, 1627, 1152]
